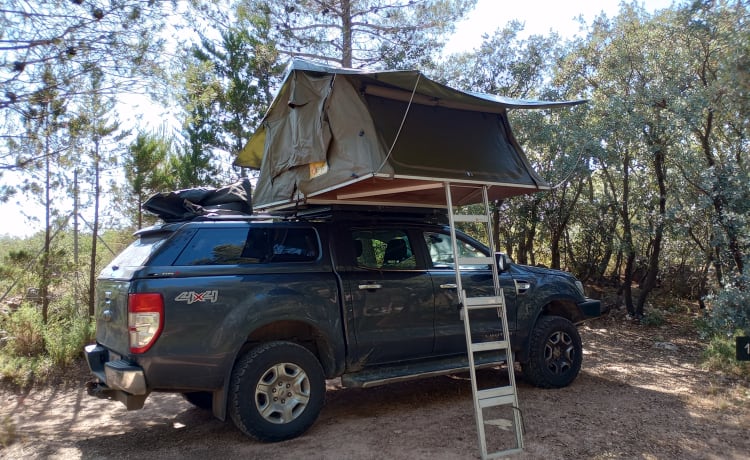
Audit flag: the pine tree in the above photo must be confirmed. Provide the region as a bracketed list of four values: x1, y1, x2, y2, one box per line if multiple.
[124, 133, 173, 229]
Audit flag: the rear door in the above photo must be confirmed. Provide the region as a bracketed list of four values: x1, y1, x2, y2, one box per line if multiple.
[338, 226, 435, 366]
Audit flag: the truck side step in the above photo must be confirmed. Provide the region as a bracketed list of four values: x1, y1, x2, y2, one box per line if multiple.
[341, 353, 507, 388]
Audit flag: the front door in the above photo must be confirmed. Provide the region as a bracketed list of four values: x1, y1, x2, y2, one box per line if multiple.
[424, 231, 517, 356]
[340, 227, 435, 366]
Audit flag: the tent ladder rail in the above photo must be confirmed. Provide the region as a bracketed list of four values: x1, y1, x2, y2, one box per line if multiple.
[444, 182, 524, 459]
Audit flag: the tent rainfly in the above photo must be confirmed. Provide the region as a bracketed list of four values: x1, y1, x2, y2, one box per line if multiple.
[235, 59, 585, 210]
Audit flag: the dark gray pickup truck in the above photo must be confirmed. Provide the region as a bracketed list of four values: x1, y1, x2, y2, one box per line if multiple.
[84, 206, 602, 442]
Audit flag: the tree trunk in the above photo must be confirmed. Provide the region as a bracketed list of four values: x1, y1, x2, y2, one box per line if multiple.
[525, 222, 536, 266]
[595, 212, 617, 281]
[492, 203, 501, 253]
[636, 227, 662, 315]
[340, 0, 353, 67]
[41, 115, 52, 325]
[137, 194, 143, 230]
[88, 141, 101, 318]
[622, 246, 636, 316]
[613, 249, 623, 285]
[637, 122, 668, 315]
[549, 180, 583, 270]
[550, 232, 561, 269]
[620, 148, 635, 316]
[697, 110, 744, 276]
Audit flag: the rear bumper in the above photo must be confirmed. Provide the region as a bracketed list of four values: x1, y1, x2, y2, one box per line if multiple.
[84, 343, 149, 410]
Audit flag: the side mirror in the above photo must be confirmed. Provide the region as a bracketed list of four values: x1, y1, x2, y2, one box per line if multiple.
[495, 252, 511, 272]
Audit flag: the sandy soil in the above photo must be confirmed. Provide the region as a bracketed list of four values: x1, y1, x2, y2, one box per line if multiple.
[2, 312, 749, 459]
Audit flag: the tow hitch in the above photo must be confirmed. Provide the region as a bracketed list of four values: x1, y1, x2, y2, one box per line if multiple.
[84, 379, 148, 410]
[85, 380, 111, 398]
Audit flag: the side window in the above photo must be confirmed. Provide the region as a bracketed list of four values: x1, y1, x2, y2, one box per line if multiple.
[424, 232, 488, 270]
[269, 228, 319, 262]
[174, 227, 319, 266]
[175, 228, 249, 265]
[243, 227, 319, 263]
[351, 229, 416, 270]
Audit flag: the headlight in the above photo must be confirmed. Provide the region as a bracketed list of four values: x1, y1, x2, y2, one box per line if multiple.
[575, 280, 586, 297]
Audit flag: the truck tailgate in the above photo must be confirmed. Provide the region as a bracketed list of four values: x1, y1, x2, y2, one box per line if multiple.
[95, 279, 131, 355]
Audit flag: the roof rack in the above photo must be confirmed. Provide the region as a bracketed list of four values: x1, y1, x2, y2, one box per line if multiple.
[147, 201, 451, 225]
[290, 203, 449, 224]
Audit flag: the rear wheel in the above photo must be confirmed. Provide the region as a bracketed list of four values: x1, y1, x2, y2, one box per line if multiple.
[229, 341, 325, 442]
[522, 315, 582, 388]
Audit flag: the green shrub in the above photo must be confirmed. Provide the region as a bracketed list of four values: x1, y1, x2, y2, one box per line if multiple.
[0, 354, 49, 387]
[44, 315, 93, 367]
[702, 330, 750, 379]
[0, 297, 93, 383]
[3, 304, 45, 357]
[641, 308, 666, 327]
[707, 273, 750, 336]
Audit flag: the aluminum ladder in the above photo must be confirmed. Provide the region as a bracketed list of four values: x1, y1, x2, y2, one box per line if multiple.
[444, 182, 524, 459]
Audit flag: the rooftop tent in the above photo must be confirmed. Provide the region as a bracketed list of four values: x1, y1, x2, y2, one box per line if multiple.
[236, 59, 585, 209]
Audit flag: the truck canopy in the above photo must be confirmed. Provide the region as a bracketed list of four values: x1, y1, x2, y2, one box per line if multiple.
[236, 59, 584, 209]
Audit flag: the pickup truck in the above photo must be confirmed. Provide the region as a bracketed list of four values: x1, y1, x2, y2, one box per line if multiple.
[84, 206, 602, 442]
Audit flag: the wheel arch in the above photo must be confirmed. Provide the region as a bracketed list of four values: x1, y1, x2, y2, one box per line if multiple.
[541, 298, 586, 324]
[245, 320, 339, 378]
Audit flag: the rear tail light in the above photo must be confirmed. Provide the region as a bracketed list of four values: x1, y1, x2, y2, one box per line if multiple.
[128, 293, 164, 354]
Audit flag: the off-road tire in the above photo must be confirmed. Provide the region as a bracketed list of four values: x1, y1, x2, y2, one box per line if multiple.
[522, 315, 582, 388]
[229, 341, 325, 442]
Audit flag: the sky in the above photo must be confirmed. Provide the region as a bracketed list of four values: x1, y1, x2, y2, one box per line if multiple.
[1, 0, 677, 238]
[445, 0, 675, 53]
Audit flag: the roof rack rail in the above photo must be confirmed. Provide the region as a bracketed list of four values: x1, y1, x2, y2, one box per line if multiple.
[193, 213, 277, 222]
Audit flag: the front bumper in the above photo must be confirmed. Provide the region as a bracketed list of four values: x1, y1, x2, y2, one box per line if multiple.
[578, 297, 606, 318]
[84, 343, 149, 410]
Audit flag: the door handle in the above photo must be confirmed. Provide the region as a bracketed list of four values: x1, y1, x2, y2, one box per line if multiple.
[358, 283, 382, 290]
[440, 283, 457, 289]
[515, 280, 531, 294]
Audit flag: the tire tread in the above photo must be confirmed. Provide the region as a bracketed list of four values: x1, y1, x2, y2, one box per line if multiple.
[522, 315, 582, 389]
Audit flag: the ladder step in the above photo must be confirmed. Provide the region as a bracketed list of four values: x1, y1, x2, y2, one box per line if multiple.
[485, 448, 525, 459]
[470, 340, 510, 352]
[452, 214, 489, 223]
[457, 256, 493, 266]
[477, 386, 517, 408]
[463, 295, 504, 309]
[463, 295, 504, 306]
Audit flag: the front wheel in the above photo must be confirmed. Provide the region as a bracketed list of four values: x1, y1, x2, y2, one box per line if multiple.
[522, 315, 582, 388]
[229, 341, 325, 442]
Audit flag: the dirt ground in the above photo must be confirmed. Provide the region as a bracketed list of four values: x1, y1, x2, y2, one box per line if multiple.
[2, 311, 749, 460]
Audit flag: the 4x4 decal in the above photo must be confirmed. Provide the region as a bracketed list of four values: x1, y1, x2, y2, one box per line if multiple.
[175, 290, 219, 304]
